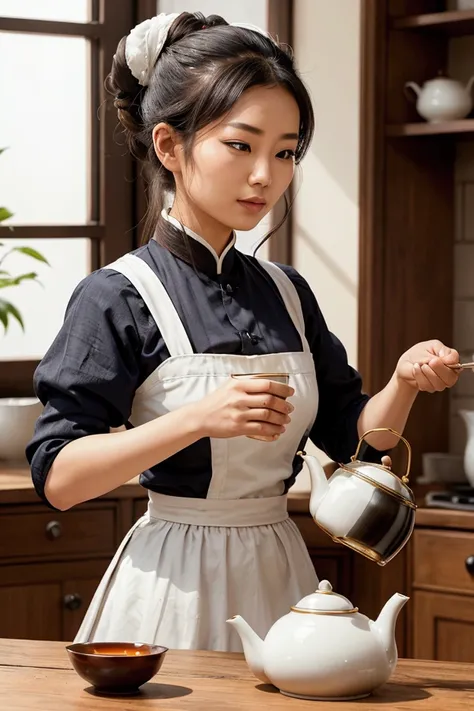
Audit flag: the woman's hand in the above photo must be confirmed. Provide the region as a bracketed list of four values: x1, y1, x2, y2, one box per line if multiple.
[191, 377, 294, 440]
[396, 340, 460, 393]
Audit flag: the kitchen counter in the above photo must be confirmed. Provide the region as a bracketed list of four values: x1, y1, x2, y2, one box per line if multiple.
[1, 638, 473, 710]
[0, 464, 311, 511]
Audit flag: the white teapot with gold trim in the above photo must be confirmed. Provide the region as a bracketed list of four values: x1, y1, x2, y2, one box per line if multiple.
[228, 579, 408, 701]
[301, 427, 416, 566]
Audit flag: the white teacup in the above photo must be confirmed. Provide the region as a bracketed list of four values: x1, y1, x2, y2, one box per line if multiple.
[231, 373, 290, 441]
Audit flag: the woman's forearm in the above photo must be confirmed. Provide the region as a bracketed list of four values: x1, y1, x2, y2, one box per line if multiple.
[357, 372, 418, 450]
[45, 403, 203, 510]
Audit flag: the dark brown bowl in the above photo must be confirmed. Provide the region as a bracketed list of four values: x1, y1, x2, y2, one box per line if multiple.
[66, 642, 168, 695]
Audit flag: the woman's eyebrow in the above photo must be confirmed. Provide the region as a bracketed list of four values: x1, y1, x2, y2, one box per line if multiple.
[227, 121, 298, 140]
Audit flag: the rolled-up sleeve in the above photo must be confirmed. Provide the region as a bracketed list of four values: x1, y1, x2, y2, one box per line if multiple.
[26, 270, 143, 507]
[282, 266, 371, 464]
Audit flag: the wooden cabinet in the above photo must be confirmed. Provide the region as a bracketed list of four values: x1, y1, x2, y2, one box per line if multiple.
[0, 496, 119, 642]
[413, 528, 474, 595]
[291, 513, 353, 597]
[412, 510, 474, 662]
[413, 590, 474, 662]
[358, 0, 474, 662]
[0, 558, 110, 641]
[0, 476, 411, 649]
[133, 497, 148, 522]
[0, 482, 357, 643]
[0, 503, 117, 560]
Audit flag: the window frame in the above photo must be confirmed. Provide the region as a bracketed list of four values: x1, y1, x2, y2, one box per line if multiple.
[0, 0, 136, 396]
[266, 0, 293, 266]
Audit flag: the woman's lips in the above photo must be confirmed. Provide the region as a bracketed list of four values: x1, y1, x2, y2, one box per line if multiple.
[237, 199, 267, 214]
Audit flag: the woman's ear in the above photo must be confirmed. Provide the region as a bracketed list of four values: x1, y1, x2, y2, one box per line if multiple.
[152, 123, 182, 173]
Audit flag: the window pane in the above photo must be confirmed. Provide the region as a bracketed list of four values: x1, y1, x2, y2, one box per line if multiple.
[157, 0, 267, 27]
[0, 33, 89, 225]
[0, 238, 91, 360]
[0, 0, 89, 22]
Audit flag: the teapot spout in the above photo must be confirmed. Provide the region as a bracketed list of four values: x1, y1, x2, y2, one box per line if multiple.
[226, 616, 270, 684]
[372, 593, 409, 663]
[404, 81, 421, 98]
[297, 451, 329, 519]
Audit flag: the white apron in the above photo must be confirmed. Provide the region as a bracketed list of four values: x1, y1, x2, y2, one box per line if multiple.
[75, 253, 320, 652]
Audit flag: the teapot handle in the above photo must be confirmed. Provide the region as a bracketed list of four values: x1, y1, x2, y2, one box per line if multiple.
[351, 427, 412, 485]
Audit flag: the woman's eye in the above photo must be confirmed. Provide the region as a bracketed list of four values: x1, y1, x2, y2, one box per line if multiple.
[225, 141, 251, 153]
[277, 149, 296, 161]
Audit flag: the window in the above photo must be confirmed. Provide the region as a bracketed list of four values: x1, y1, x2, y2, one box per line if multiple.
[0, 0, 90, 23]
[0, 1, 136, 395]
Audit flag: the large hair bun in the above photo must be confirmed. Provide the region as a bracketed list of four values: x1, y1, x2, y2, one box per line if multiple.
[105, 13, 230, 161]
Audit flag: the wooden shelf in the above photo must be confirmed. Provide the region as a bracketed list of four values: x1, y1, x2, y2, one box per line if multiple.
[392, 10, 474, 36]
[386, 119, 474, 136]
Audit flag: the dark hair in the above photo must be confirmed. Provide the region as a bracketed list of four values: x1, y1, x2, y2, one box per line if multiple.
[106, 12, 314, 249]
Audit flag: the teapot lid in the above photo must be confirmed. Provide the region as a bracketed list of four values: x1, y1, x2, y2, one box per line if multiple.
[344, 428, 415, 506]
[292, 580, 358, 614]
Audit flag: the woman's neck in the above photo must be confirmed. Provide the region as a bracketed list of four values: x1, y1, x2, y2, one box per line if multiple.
[169, 199, 233, 257]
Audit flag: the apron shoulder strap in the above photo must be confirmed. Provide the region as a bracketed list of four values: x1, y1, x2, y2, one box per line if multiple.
[104, 253, 194, 357]
[257, 259, 311, 354]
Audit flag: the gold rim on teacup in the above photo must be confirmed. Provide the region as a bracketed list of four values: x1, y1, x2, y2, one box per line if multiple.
[231, 372, 289, 385]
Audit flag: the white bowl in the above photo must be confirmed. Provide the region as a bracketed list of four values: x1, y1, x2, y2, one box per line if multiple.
[420, 452, 465, 484]
[0, 397, 43, 463]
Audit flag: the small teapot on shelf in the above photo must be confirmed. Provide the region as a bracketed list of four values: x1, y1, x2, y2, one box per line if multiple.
[404, 74, 474, 122]
[228, 579, 409, 700]
[299, 427, 416, 566]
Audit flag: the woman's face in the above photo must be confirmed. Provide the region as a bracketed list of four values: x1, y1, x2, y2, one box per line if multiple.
[172, 85, 300, 239]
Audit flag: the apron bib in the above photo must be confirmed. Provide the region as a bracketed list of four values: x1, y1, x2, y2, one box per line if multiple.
[75, 254, 320, 651]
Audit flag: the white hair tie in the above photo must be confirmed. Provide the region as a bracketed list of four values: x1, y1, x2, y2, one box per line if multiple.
[125, 13, 273, 87]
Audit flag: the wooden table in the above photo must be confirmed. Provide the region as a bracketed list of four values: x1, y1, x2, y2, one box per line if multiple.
[1, 639, 473, 709]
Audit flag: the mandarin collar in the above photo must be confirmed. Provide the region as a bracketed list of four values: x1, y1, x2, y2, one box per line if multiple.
[153, 209, 237, 278]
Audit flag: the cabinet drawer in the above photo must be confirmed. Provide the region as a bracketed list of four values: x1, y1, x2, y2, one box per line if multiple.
[413, 528, 474, 594]
[0, 506, 117, 560]
[133, 498, 148, 523]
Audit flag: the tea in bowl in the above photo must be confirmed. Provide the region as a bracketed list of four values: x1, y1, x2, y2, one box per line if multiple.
[66, 642, 168, 695]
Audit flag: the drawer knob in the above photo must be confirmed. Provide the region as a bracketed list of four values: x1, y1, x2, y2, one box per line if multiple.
[45, 520, 63, 540]
[63, 593, 82, 611]
[465, 555, 474, 575]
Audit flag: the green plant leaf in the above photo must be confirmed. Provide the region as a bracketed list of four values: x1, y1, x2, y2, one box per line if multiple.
[0, 272, 39, 289]
[0, 278, 15, 289]
[6, 301, 24, 329]
[12, 271, 38, 284]
[0, 299, 24, 331]
[0, 148, 7, 156]
[0, 305, 8, 332]
[12, 247, 49, 265]
[0, 208, 13, 223]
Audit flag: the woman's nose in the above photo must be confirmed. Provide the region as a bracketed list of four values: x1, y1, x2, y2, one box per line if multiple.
[248, 159, 272, 188]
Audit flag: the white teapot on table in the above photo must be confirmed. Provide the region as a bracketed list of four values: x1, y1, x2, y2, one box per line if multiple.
[228, 579, 409, 701]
